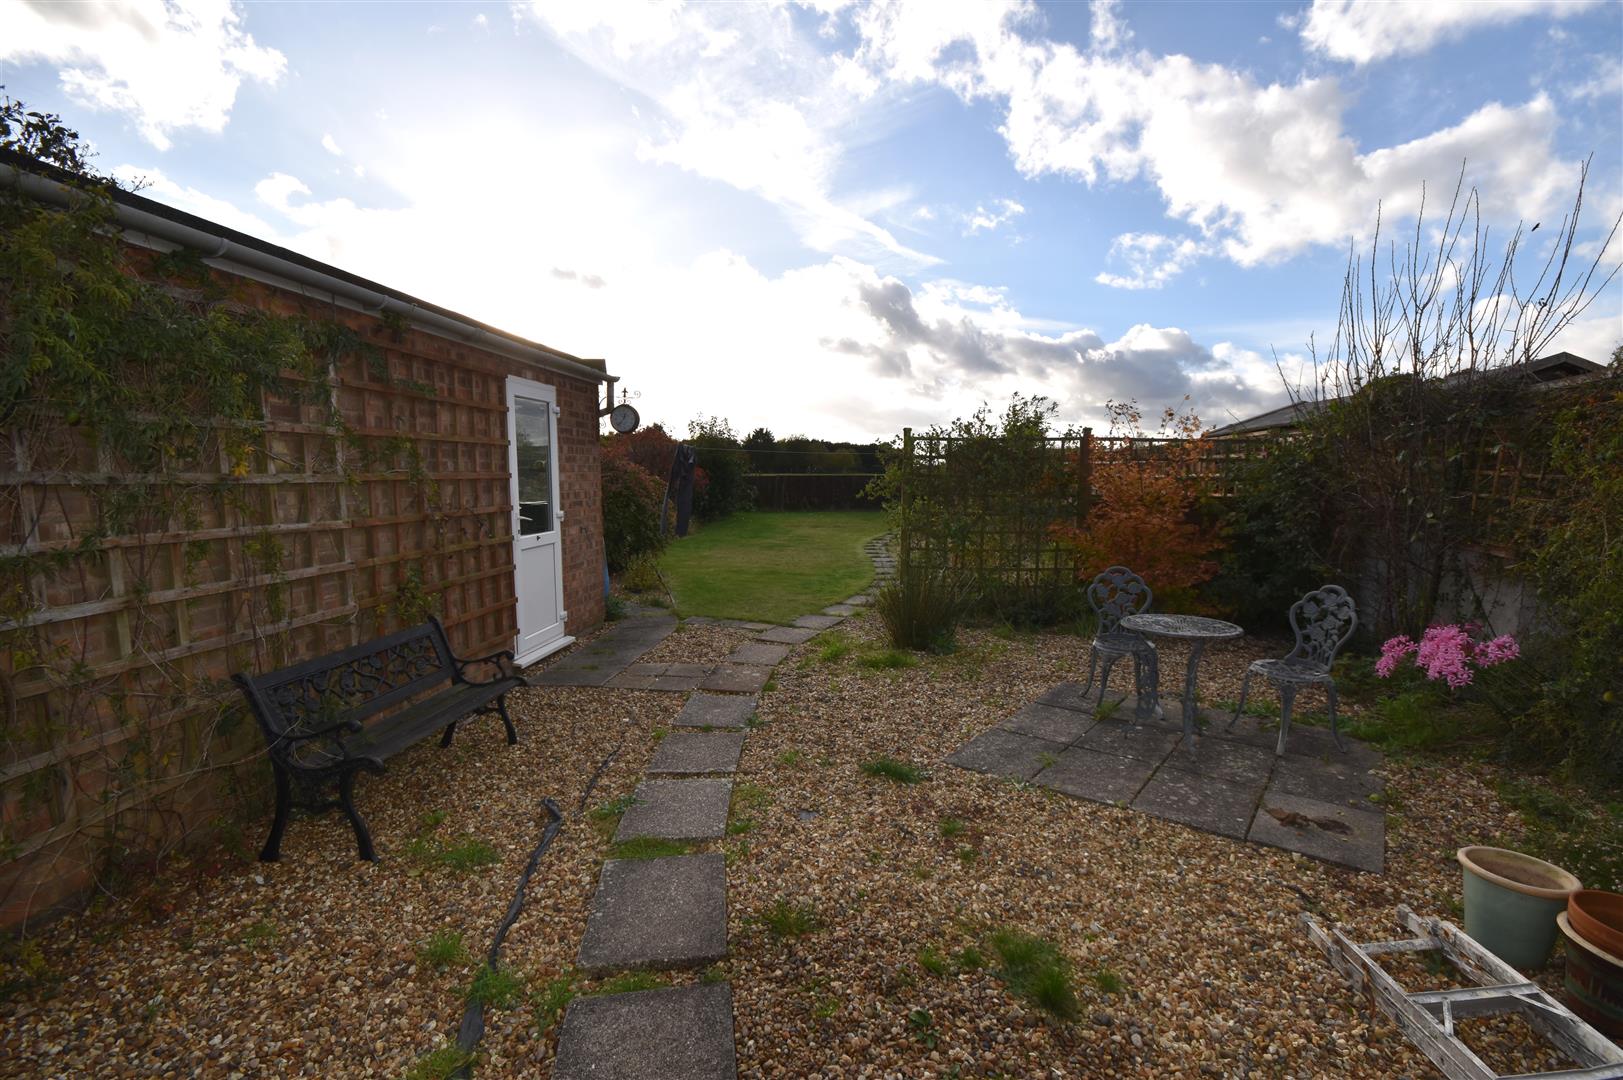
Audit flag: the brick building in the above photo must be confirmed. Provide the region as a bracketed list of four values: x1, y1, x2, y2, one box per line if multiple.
[1, 157, 613, 925]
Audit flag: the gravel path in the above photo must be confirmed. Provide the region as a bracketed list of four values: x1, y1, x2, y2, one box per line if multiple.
[1, 610, 1583, 1078]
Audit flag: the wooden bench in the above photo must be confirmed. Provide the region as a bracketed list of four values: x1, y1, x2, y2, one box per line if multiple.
[232, 617, 524, 862]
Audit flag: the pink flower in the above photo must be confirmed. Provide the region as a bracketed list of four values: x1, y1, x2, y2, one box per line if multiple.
[1474, 635, 1520, 667]
[1375, 635, 1417, 678]
[1416, 624, 1475, 687]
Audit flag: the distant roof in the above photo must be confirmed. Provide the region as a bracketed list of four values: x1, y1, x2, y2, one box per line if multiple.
[1209, 352, 1604, 436]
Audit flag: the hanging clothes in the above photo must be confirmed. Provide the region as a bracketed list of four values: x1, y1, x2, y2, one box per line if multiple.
[665, 444, 697, 538]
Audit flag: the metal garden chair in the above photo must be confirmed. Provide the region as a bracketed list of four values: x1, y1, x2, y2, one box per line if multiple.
[1080, 566, 1158, 712]
[1228, 585, 1358, 756]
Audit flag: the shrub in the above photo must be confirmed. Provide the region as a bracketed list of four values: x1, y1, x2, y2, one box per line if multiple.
[687, 415, 752, 521]
[876, 567, 967, 652]
[600, 447, 668, 572]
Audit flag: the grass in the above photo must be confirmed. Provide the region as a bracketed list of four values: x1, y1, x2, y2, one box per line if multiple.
[988, 929, 1080, 1021]
[403, 1044, 477, 1080]
[407, 835, 502, 871]
[760, 898, 820, 938]
[861, 756, 928, 783]
[938, 816, 966, 838]
[596, 970, 670, 995]
[816, 633, 857, 663]
[239, 920, 278, 949]
[533, 974, 578, 1033]
[776, 748, 805, 767]
[610, 837, 695, 860]
[464, 965, 526, 1009]
[657, 511, 885, 625]
[917, 946, 951, 976]
[857, 648, 918, 671]
[416, 930, 469, 970]
[1494, 777, 1623, 891]
[1091, 967, 1126, 994]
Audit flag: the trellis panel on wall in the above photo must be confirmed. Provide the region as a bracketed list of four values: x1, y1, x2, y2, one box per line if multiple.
[0, 292, 596, 926]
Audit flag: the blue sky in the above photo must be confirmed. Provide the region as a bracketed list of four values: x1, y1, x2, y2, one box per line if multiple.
[4, 0, 1620, 440]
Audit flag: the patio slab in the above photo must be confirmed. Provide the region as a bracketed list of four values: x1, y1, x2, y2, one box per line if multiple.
[700, 664, 772, 694]
[673, 693, 756, 729]
[1131, 768, 1263, 840]
[1076, 719, 1182, 764]
[726, 642, 790, 666]
[578, 854, 728, 972]
[553, 983, 737, 1080]
[1033, 746, 1157, 805]
[648, 732, 746, 776]
[792, 614, 843, 630]
[945, 729, 1066, 782]
[607, 671, 706, 692]
[718, 619, 773, 631]
[615, 780, 732, 842]
[756, 626, 820, 645]
[1163, 735, 1277, 787]
[1035, 681, 1100, 714]
[528, 613, 677, 686]
[822, 604, 859, 616]
[842, 595, 871, 606]
[1248, 792, 1385, 873]
[1267, 753, 1384, 809]
[999, 702, 1095, 744]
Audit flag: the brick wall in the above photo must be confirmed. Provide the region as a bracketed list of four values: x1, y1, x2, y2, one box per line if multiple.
[0, 257, 607, 928]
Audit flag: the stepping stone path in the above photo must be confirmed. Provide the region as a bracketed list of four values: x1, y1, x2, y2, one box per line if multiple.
[553, 536, 893, 1078]
[946, 683, 1386, 873]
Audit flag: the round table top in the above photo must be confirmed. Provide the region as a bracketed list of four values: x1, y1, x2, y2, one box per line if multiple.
[1119, 613, 1244, 641]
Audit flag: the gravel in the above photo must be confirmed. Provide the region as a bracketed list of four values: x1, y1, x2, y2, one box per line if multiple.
[1, 611, 1581, 1079]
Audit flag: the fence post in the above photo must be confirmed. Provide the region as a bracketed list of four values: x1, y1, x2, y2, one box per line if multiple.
[1077, 427, 1093, 526]
[899, 427, 912, 583]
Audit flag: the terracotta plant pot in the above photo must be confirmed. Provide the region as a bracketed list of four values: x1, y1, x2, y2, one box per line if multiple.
[1557, 912, 1623, 1039]
[1567, 890, 1623, 959]
[1457, 846, 1581, 971]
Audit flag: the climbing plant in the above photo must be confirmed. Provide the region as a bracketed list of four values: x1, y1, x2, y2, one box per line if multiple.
[0, 95, 442, 911]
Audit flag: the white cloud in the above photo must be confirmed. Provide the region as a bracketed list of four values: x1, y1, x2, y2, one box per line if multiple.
[965, 197, 1025, 235]
[473, 13, 489, 30]
[850, 5, 1583, 268]
[111, 163, 282, 237]
[521, 0, 939, 267]
[1095, 232, 1207, 289]
[1300, 0, 1602, 65]
[0, 0, 285, 150]
[321, 133, 343, 156]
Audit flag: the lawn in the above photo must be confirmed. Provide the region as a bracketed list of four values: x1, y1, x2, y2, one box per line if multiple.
[657, 510, 885, 625]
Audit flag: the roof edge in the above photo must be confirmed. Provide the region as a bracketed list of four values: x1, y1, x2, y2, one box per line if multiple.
[0, 150, 610, 385]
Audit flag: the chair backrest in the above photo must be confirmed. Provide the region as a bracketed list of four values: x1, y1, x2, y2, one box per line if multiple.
[233, 619, 455, 748]
[1284, 585, 1358, 669]
[1086, 566, 1152, 634]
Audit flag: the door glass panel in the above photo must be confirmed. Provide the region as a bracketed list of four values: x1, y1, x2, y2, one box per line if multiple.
[514, 397, 553, 535]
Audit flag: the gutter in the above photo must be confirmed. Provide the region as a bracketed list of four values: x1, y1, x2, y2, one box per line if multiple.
[1, 160, 611, 387]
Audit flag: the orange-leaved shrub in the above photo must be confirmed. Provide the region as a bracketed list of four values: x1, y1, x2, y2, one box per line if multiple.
[1050, 400, 1222, 608]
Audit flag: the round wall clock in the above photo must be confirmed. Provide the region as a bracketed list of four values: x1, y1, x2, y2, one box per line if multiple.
[609, 402, 640, 433]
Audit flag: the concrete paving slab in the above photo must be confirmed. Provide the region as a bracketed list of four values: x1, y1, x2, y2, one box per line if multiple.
[673, 693, 756, 729]
[946, 729, 1066, 781]
[1077, 719, 1182, 764]
[605, 674, 661, 690]
[1267, 754, 1384, 809]
[756, 626, 819, 645]
[648, 732, 746, 776]
[529, 614, 678, 687]
[1131, 769, 1262, 840]
[842, 595, 872, 606]
[578, 854, 728, 972]
[1036, 681, 1099, 714]
[699, 664, 772, 694]
[553, 983, 737, 1080]
[1163, 735, 1277, 787]
[615, 780, 732, 842]
[1034, 746, 1156, 805]
[718, 619, 772, 631]
[792, 614, 843, 630]
[822, 604, 858, 616]
[999, 702, 1095, 744]
[665, 663, 712, 678]
[1248, 792, 1384, 873]
[726, 643, 790, 666]
[624, 663, 668, 677]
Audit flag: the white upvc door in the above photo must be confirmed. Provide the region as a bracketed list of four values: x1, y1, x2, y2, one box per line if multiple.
[506, 376, 571, 666]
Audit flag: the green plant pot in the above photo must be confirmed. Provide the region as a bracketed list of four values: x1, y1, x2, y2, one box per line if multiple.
[1458, 846, 1581, 972]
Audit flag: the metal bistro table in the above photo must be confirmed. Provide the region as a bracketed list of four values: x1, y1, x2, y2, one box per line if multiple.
[1119, 613, 1243, 745]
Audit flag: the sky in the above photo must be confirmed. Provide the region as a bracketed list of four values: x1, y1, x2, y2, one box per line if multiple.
[3, 0, 1621, 441]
